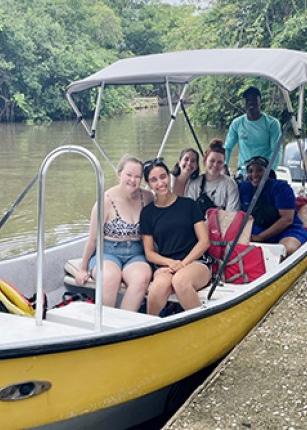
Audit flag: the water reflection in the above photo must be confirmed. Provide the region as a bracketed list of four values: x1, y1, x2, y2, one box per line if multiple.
[0, 108, 224, 259]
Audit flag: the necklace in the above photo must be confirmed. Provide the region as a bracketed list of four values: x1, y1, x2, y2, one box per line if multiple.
[155, 193, 177, 208]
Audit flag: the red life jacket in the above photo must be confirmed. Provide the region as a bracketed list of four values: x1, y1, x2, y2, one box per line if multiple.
[207, 208, 266, 284]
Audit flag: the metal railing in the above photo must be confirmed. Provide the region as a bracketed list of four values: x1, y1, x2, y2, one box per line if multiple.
[35, 145, 104, 330]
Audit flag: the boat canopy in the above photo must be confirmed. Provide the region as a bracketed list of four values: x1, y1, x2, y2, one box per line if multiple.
[67, 48, 307, 94]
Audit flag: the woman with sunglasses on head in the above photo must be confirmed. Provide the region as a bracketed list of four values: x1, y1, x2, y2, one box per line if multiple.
[140, 158, 211, 316]
[239, 156, 307, 256]
[170, 148, 200, 196]
[186, 139, 240, 214]
[75, 155, 153, 311]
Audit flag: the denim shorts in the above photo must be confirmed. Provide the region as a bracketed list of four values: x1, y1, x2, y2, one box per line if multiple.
[88, 239, 147, 271]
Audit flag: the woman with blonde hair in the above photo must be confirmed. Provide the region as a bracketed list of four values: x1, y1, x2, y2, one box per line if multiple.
[76, 155, 153, 311]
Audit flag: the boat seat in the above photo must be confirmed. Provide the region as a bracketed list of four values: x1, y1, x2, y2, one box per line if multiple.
[253, 242, 286, 272]
[64, 258, 95, 288]
[167, 243, 286, 305]
[64, 258, 96, 299]
[64, 258, 128, 300]
[65, 243, 286, 308]
[276, 165, 292, 183]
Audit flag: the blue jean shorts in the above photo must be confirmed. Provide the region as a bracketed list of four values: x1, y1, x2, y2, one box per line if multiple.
[88, 239, 147, 271]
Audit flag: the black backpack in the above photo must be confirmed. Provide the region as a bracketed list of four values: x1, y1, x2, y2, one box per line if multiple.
[196, 175, 217, 215]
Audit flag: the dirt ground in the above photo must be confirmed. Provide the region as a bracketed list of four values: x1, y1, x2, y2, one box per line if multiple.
[164, 273, 307, 430]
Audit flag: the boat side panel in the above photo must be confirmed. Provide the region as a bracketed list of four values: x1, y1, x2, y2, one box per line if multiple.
[0, 238, 86, 297]
[0, 259, 305, 429]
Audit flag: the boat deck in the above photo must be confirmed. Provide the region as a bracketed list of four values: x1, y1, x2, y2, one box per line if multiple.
[0, 304, 160, 349]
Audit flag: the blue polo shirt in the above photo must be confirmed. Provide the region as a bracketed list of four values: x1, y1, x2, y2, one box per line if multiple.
[239, 179, 307, 244]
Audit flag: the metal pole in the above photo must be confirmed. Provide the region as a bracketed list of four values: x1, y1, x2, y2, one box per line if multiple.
[281, 89, 307, 186]
[157, 83, 188, 158]
[66, 92, 116, 173]
[36, 145, 104, 329]
[180, 100, 204, 156]
[297, 86, 307, 188]
[297, 85, 304, 131]
[166, 78, 174, 116]
[91, 83, 105, 138]
[0, 120, 79, 231]
[0, 174, 38, 230]
[281, 89, 300, 136]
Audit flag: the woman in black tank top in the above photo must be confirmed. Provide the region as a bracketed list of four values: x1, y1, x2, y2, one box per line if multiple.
[140, 159, 211, 316]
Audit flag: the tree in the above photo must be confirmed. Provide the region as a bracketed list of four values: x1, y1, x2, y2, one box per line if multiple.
[0, 0, 123, 122]
[164, 0, 307, 128]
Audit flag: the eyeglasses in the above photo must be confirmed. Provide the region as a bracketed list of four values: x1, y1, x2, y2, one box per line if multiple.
[143, 157, 164, 171]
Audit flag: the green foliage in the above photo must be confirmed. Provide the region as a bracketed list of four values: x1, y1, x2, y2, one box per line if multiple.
[99, 86, 136, 116]
[163, 0, 307, 129]
[0, 0, 122, 122]
[1, 0, 307, 125]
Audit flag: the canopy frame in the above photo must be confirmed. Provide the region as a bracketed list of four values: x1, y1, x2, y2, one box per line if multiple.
[65, 48, 307, 302]
[66, 49, 307, 171]
[66, 89, 116, 172]
[66, 74, 306, 177]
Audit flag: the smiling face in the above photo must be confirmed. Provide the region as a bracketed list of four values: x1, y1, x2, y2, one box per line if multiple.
[147, 166, 170, 196]
[204, 151, 225, 178]
[245, 94, 261, 120]
[118, 161, 142, 193]
[179, 150, 199, 177]
[247, 163, 266, 187]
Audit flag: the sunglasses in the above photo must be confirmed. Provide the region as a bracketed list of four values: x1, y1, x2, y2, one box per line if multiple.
[245, 156, 269, 168]
[143, 157, 165, 171]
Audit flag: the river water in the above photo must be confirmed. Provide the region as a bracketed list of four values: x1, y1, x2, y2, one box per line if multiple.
[0, 108, 225, 259]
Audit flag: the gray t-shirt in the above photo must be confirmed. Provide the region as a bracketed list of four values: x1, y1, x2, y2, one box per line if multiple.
[186, 174, 240, 211]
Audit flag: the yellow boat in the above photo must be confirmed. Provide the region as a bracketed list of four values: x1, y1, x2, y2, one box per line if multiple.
[0, 48, 307, 429]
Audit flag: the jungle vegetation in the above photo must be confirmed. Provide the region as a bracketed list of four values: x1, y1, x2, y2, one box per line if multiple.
[0, 0, 306, 126]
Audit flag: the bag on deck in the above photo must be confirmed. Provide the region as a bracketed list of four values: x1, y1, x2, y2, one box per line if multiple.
[53, 291, 94, 308]
[207, 209, 266, 284]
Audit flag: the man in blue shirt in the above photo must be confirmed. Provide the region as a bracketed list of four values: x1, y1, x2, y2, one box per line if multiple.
[225, 87, 282, 176]
[239, 156, 307, 255]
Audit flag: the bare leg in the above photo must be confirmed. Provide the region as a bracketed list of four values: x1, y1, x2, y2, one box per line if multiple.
[147, 268, 173, 315]
[172, 262, 211, 310]
[279, 237, 301, 256]
[92, 260, 122, 307]
[121, 262, 152, 311]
